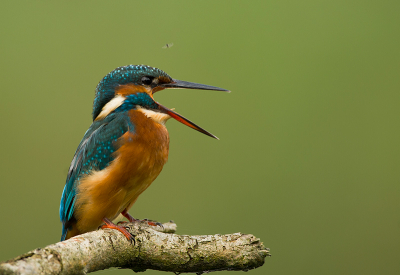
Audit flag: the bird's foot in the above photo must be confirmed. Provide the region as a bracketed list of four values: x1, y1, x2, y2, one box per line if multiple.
[120, 211, 163, 228]
[101, 218, 134, 242]
[142, 218, 164, 228]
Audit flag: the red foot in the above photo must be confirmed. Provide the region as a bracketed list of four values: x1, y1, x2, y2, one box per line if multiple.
[121, 210, 162, 227]
[101, 218, 133, 241]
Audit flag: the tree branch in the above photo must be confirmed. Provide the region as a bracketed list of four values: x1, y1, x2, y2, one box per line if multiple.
[0, 221, 270, 274]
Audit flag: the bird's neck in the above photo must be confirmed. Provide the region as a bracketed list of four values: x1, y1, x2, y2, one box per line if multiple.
[127, 109, 170, 148]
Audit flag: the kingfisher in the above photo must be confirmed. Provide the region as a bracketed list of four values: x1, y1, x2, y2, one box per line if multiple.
[59, 65, 229, 241]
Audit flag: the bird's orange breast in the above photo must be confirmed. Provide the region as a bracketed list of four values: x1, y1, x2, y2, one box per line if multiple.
[74, 109, 169, 234]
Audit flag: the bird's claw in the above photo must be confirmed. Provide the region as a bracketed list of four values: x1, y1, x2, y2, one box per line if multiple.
[101, 218, 135, 243]
[121, 211, 164, 229]
[119, 217, 164, 229]
[142, 218, 164, 229]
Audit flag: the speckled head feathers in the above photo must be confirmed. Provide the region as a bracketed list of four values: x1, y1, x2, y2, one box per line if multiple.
[92, 65, 172, 121]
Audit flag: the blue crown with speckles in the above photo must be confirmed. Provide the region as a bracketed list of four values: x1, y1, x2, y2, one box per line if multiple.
[92, 65, 171, 120]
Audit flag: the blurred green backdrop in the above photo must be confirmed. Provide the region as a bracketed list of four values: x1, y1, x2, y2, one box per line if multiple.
[1, 1, 399, 274]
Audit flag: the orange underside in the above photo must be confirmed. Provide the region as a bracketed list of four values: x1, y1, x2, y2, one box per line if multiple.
[67, 109, 170, 239]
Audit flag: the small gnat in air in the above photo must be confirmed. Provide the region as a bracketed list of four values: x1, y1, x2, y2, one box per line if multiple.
[162, 43, 174, 49]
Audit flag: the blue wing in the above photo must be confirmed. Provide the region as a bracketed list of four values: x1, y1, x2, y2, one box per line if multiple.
[59, 112, 132, 240]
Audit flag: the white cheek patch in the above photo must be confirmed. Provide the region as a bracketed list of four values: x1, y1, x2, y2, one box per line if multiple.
[137, 107, 171, 125]
[95, 95, 126, 121]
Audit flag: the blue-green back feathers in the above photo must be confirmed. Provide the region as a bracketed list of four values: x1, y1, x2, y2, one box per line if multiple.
[59, 112, 131, 240]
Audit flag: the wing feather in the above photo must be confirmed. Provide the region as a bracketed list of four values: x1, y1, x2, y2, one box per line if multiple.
[59, 112, 132, 240]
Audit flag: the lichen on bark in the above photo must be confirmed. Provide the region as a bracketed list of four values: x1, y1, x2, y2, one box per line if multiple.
[0, 221, 270, 275]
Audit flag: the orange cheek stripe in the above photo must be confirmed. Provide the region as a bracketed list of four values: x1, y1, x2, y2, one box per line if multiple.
[116, 84, 153, 99]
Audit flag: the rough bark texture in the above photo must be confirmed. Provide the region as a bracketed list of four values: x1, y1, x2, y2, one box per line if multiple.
[0, 221, 270, 274]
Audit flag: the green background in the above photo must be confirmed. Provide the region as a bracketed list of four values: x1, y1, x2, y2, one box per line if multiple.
[1, 1, 399, 274]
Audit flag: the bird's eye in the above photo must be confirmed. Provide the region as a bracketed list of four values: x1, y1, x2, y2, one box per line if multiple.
[141, 76, 153, 85]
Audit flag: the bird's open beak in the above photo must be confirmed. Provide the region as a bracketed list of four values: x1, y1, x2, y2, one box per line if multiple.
[156, 79, 230, 139]
[161, 79, 230, 93]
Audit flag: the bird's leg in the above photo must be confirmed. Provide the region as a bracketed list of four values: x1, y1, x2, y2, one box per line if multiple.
[121, 209, 163, 227]
[101, 217, 134, 241]
[120, 209, 139, 223]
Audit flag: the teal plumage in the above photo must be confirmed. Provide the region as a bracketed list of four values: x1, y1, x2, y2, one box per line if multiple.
[93, 65, 171, 120]
[60, 112, 130, 240]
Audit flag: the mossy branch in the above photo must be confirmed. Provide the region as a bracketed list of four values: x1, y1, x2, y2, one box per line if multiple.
[0, 221, 270, 274]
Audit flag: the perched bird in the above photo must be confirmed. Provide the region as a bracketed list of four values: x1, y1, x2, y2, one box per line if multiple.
[59, 65, 229, 241]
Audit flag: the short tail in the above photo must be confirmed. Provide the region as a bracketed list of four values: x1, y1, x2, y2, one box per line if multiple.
[61, 226, 68, 241]
[61, 220, 81, 241]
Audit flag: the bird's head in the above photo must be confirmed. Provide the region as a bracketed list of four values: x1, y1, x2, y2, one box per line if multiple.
[93, 65, 229, 139]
